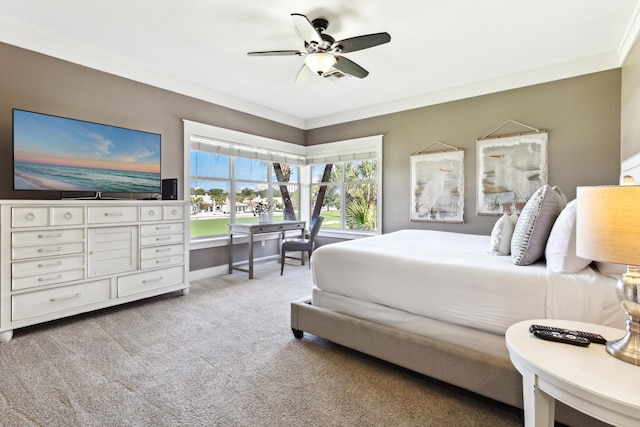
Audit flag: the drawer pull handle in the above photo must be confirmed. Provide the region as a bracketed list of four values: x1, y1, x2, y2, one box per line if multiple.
[156, 236, 171, 241]
[156, 248, 172, 253]
[38, 233, 62, 239]
[156, 226, 171, 230]
[156, 259, 171, 264]
[142, 276, 163, 284]
[171, 209, 178, 215]
[64, 212, 74, 219]
[50, 292, 81, 302]
[39, 274, 63, 282]
[149, 210, 156, 216]
[26, 212, 37, 221]
[39, 247, 63, 253]
[38, 261, 64, 268]
[104, 212, 123, 217]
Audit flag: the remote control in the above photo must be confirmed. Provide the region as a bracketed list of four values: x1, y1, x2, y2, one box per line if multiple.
[529, 324, 607, 345]
[531, 329, 590, 346]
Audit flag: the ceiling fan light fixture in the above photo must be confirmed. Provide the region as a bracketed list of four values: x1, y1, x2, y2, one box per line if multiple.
[304, 52, 336, 75]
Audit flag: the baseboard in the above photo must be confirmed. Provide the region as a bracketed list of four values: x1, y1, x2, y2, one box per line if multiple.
[189, 265, 228, 281]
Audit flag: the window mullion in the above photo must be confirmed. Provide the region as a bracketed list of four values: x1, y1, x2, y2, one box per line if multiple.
[229, 157, 236, 224]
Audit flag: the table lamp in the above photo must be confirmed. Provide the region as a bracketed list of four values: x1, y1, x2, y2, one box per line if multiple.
[576, 185, 640, 365]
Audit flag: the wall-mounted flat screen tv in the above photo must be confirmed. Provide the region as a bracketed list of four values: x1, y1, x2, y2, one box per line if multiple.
[13, 109, 161, 197]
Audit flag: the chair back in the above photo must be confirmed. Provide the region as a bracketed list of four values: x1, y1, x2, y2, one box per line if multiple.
[309, 216, 323, 243]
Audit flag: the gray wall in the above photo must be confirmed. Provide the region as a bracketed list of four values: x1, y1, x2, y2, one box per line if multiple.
[308, 70, 622, 235]
[621, 38, 640, 160]
[0, 41, 625, 271]
[0, 42, 304, 202]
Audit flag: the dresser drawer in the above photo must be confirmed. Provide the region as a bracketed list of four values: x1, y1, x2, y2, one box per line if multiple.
[117, 266, 184, 298]
[13, 242, 85, 261]
[140, 244, 185, 260]
[163, 205, 184, 220]
[140, 254, 184, 270]
[52, 207, 84, 225]
[12, 268, 85, 291]
[253, 222, 304, 233]
[12, 207, 49, 227]
[140, 206, 163, 221]
[140, 222, 184, 236]
[12, 279, 111, 321]
[12, 254, 85, 278]
[87, 206, 138, 223]
[140, 233, 184, 246]
[12, 228, 84, 246]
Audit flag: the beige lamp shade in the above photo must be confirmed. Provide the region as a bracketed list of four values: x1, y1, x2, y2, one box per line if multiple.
[576, 185, 640, 266]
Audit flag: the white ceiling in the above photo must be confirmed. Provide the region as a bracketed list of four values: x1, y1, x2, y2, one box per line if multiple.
[1, 1, 639, 130]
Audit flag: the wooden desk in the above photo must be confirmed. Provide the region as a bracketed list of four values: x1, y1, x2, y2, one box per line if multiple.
[506, 319, 640, 427]
[228, 220, 305, 279]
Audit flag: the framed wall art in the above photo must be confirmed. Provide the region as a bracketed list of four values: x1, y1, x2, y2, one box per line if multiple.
[410, 147, 464, 223]
[476, 130, 548, 215]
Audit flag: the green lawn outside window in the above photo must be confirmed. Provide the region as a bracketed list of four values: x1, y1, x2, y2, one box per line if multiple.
[190, 210, 341, 238]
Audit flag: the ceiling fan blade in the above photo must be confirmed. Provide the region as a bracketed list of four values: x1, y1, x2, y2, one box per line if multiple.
[247, 50, 303, 57]
[334, 32, 391, 53]
[294, 64, 314, 84]
[334, 56, 369, 79]
[291, 13, 323, 44]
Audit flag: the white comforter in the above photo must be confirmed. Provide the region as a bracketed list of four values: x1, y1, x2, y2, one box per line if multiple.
[311, 230, 624, 335]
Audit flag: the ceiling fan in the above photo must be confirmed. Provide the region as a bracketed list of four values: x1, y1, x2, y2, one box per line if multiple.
[247, 13, 391, 83]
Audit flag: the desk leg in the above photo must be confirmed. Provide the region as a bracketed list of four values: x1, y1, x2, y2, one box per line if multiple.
[228, 233, 233, 274]
[280, 231, 285, 255]
[301, 228, 306, 265]
[248, 231, 254, 279]
[522, 368, 555, 427]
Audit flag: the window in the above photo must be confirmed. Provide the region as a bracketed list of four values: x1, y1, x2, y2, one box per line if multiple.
[184, 120, 382, 244]
[311, 160, 378, 232]
[190, 151, 299, 238]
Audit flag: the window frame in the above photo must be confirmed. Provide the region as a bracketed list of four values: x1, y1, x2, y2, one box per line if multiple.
[190, 153, 301, 238]
[183, 120, 382, 249]
[310, 159, 379, 234]
[304, 137, 383, 236]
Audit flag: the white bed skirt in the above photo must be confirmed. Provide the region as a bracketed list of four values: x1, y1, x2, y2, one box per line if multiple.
[312, 287, 509, 358]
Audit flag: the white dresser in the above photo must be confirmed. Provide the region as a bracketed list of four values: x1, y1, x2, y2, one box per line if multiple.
[0, 200, 189, 342]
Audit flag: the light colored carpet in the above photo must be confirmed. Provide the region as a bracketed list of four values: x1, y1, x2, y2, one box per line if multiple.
[0, 261, 523, 426]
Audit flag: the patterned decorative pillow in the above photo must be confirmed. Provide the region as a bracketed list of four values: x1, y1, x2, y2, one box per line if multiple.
[545, 199, 591, 273]
[511, 185, 567, 266]
[489, 213, 518, 255]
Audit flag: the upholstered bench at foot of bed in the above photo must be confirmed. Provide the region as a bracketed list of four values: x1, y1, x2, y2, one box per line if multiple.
[290, 297, 612, 427]
[291, 297, 522, 406]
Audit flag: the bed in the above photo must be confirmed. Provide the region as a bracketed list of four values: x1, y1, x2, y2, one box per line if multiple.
[291, 185, 626, 426]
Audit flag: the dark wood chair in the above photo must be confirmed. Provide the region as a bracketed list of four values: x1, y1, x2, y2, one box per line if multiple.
[280, 216, 323, 275]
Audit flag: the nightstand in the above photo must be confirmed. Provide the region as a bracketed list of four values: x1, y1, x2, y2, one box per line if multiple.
[506, 319, 640, 427]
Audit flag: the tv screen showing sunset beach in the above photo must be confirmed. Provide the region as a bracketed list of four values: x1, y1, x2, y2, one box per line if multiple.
[13, 109, 161, 193]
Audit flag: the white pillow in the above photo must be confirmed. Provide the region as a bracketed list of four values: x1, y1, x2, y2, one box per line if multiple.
[489, 213, 518, 255]
[594, 261, 627, 279]
[511, 185, 567, 266]
[545, 199, 591, 273]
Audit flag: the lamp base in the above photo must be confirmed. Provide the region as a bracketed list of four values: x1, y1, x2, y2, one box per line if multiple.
[605, 266, 640, 365]
[606, 317, 640, 365]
